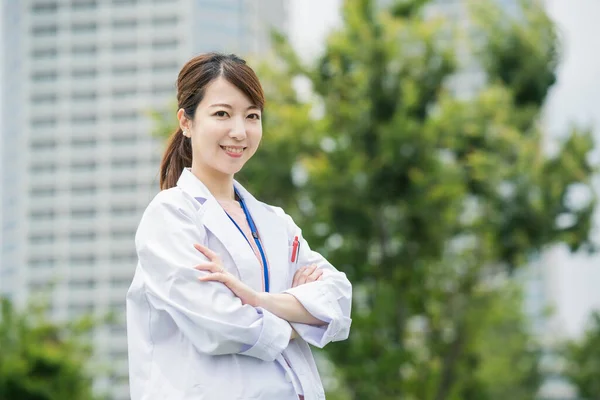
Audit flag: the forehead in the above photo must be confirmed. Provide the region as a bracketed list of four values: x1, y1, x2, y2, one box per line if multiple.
[200, 77, 255, 107]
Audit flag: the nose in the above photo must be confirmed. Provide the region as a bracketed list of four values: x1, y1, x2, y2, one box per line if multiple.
[229, 117, 247, 141]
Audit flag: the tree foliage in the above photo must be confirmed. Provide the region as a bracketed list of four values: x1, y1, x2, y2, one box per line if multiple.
[152, 0, 597, 398]
[0, 297, 100, 400]
[563, 311, 600, 399]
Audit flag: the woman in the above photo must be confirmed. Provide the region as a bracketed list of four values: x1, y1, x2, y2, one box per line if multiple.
[126, 53, 352, 400]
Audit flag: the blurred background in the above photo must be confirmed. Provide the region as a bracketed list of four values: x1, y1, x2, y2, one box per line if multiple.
[1, 0, 599, 399]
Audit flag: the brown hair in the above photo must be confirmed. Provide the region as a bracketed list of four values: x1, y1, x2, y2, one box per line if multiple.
[159, 53, 265, 190]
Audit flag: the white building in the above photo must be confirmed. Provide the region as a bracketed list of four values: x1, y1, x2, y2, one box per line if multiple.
[0, 0, 289, 398]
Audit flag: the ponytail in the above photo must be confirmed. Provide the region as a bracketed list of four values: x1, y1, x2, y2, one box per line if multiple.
[159, 128, 192, 190]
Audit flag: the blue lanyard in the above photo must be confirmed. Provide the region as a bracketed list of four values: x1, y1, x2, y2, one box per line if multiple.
[226, 188, 270, 292]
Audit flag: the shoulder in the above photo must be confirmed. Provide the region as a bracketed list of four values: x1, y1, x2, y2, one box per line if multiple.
[139, 187, 200, 228]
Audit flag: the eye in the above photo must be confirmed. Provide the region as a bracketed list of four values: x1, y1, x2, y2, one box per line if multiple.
[214, 111, 229, 117]
[247, 113, 261, 120]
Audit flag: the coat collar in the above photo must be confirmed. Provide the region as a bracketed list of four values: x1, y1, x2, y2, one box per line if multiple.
[175, 168, 288, 292]
[176, 168, 258, 205]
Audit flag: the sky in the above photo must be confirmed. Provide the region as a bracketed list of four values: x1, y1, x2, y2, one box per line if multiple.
[289, 0, 600, 338]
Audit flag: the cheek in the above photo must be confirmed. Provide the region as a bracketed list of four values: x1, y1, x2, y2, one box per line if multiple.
[249, 126, 262, 144]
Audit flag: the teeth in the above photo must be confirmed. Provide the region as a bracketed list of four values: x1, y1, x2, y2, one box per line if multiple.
[223, 146, 243, 154]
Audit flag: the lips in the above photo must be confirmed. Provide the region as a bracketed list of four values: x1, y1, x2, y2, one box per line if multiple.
[220, 146, 244, 154]
[220, 145, 246, 158]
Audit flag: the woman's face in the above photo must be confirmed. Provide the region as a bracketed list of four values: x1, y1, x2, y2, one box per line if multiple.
[179, 77, 262, 177]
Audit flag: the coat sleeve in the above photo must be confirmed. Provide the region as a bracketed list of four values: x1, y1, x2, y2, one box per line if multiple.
[135, 191, 292, 362]
[272, 207, 352, 348]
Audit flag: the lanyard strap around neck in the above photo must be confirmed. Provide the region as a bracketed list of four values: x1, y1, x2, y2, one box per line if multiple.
[234, 188, 270, 292]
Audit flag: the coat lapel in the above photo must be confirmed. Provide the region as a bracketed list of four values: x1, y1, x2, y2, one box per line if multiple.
[176, 169, 263, 291]
[201, 199, 263, 290]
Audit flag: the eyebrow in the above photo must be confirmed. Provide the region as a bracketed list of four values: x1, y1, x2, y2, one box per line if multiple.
[209, 103, 260, 111]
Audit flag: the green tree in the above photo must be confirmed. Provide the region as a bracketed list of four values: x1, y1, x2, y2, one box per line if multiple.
[563, 311, 600, 399]
[0, 297, 101, 400]
[152, 0, 597, 398]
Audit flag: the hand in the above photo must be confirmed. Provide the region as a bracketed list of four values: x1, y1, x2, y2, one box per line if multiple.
[193, 244, 260, 307]
[291, 264, 323, 288]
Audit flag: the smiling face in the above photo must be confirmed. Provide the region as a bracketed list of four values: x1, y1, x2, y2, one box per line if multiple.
[178, 77, 263, 179]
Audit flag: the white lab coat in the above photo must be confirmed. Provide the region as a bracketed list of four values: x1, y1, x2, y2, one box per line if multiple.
[126, 168, 352, 400]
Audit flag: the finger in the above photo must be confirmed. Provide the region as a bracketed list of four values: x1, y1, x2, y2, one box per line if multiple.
[297, 269, 311, 285]
[299, 265, 317, 285]
[198, 271, 229, 283]
[306, 264, 318, 274]
[194, 243, 222, 264]
[194, 262, 223, 274]
[307, 268, 324, 282]
[292, 266, 306, 287]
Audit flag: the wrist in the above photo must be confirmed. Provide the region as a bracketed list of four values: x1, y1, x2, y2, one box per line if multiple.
[254, 292, 270, 308]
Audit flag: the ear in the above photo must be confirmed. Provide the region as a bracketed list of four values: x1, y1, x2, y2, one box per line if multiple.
[177, 108, 192, 137]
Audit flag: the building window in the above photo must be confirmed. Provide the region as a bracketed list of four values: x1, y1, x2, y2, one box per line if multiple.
[71, 114, 97, 124]
[31, 116, 57, 128]
[32, 47, 58, 59]
[71, 22, 97, 33]
[71, 183, 97, 195]
[152, 15, 178, 26]
[31, 139, 58, 150]
[32, 25, 58, 37]
[69, 254, 96, 265]
[70, 231, 96, 242]
[30, 162, 57, 174]
[32, 2, 59, 14]
[30, 186, 56, 197]
[112, 87, 137, 98]
[110, 204, 137, 215]
[112, 42, 137, 52]
[152, 83, 174, 95]
[71, 160, 97, 172]
[71, 207, 97, 218]
[31, 71, 58, 82]
[112, 19, 137, 29]
[110, 228, 135, 240]
[29, 233, 55, 244]
[111, 158, 137, 168]
[29, 257, 56, 268]
[31, 93, 58, 104]
[69, 276, 96, 290]
[152, 61, 178, 73]
[71, 91, 97, 101]
[111, 251, 137, 263]
[152, 38, 178, 50]
[71, 137, 97, 148]
[110, 134, 137, 145]
[112, 0, 137, 4]
[112, 65, 137, 76]
[30, 209, 56, 220]
[72, 0, 97, 10]
[71, 68, 97, 79]
[110, 182, 137, 194]
[111, 111, 138, 122]
[72, 44, 97, 56]
[110, 277, 132, 290]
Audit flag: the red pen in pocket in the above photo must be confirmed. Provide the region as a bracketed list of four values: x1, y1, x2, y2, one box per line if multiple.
[291, 236, 299, 263]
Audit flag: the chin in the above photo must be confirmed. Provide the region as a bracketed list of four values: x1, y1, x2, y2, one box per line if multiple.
[218, 164, 245, 176]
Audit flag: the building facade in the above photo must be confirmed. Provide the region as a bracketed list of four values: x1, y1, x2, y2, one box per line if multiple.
[0, 0, 288, 398]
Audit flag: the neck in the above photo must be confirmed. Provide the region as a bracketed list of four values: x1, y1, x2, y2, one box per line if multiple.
[191, 164, 235, 201]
